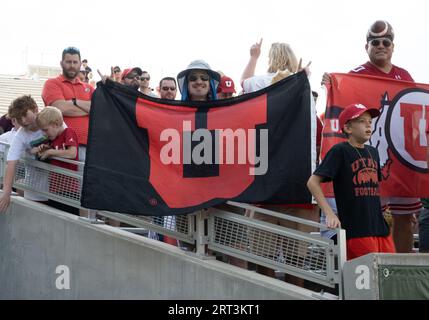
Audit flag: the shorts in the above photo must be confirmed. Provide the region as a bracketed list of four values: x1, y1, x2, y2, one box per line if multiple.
[347, 235, 395, 260]
[381, 197, 422, 215]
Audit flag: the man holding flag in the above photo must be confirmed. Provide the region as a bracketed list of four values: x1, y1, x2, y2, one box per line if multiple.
[322, 20, 420, 253]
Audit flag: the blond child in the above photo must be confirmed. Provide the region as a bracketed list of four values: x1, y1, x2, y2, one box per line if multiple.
[36, 106, 79, 167]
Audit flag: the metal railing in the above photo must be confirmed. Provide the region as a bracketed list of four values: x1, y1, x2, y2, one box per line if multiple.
[207, 202, 346, 289]
[0, 142, 346, 294]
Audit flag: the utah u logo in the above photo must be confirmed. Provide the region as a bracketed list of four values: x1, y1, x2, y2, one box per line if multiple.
[136, 96, 268, 207]
[370, 89, 429, 174]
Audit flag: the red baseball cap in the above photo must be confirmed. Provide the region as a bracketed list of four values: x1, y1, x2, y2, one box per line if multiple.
[339, 103, 380, 132]
[121, 67, 143, 80]
[217, 76, 236, 94]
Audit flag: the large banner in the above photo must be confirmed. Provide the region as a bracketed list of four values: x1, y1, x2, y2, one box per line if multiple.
[322, 73, 429, 197]
[81, 72, 315, 216]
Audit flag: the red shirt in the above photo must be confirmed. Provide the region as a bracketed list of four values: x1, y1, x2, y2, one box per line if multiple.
[50, 127, 79, 171]
[48, 127, 79, 195]
[349, 62, 414, 82]
[42, 75, 94, 145]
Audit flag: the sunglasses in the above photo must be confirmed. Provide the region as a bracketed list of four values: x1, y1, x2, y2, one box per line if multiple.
[161, 86, 176, 91]
[188, 74, 210, 82]
[125, 74, 141, 80]
[369, 38, 392, 47]
[114, 69, 121, 73]
[141, 76, 150, 81]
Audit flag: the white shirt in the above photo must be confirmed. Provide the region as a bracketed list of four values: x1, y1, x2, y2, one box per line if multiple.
[7, 128, 47, 161]
[0, 128, 18, 152]
[6, 127, 49, 201]
[242, 73, 276, 93]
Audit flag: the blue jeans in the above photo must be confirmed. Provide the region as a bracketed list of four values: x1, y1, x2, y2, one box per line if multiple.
[419, 208, 429, 252]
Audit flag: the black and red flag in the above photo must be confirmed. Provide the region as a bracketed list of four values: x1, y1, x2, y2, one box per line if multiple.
[81, 71, 315, 216]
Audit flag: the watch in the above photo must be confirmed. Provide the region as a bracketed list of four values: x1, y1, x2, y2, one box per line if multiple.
[72, 98, 78, 107]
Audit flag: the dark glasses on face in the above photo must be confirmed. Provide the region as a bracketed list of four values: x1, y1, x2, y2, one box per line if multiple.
[114, 69, 121, 73]
[188, 74, 209, 82]
[141, 77, 150, 81]
[126, 74, 141, 80]
[161, 86, 176, 91]
[369, 38, 392, 47]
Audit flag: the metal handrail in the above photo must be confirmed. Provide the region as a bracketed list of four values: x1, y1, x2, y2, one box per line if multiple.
[207, 207, 344, 288]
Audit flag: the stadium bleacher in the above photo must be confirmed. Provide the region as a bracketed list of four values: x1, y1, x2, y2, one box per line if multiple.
[0, 65, 61, 115]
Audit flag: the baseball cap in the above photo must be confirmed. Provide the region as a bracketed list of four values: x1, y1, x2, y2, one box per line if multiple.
[366, 20, 394, 41]
[121, 67, 143, 80]
[339, 103, 380, 132]
[217, 76, 236, 94]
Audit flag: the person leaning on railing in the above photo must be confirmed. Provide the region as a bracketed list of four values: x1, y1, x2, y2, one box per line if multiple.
[0, 95, 49, 212]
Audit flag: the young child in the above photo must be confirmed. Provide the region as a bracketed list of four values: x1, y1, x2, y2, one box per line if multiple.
[307, 103, 395, 260]
[0, 95, 49, 213]
[36, 106, 80, 215]
[35, 106, 79, 170]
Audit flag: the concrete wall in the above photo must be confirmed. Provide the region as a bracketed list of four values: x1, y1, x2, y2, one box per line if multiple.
[0, 195, 321, 300]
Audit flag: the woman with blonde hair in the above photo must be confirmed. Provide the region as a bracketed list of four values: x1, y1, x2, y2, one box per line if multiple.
[268, 42, 298, 74]
[240, 39, 316, 287]
[241, 39, 308, 92]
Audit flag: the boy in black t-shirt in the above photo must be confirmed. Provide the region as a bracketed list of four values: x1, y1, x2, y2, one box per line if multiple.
[307, 103, 395, 260]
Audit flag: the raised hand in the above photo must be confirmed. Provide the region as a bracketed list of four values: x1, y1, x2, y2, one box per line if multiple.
[250, 38, 263, 59]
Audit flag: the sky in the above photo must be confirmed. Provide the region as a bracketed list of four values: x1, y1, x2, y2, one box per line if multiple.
[1, 0, 429, 112]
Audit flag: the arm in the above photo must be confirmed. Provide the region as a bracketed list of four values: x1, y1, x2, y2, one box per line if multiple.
[51, 100, 90, 116]
[30, 143, 50, 156]
[307, 175, 341, 228]
[427, 133, 429, 169]
[0, 160, 18, 213]
[241, 39, 263, 83]
[42, 80, 89, 116]
[39, 146, 77, 160]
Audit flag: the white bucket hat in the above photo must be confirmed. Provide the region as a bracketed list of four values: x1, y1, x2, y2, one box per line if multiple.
[177, 60, 221, 95]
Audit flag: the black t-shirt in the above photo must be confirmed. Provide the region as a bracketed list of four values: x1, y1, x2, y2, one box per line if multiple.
[314, 142, 389, 239]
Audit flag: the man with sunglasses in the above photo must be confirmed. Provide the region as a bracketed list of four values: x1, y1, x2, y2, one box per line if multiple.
[321, 20, 419, 254]
[139, 71, 158, 97]
[157, 77, 177, 100]
[352, 21, 419, 255]
[121, 67, 143, 91]
[177, 60, 220, 101]
[350, 20, 413, 80]
[42, 46, 94, 161]
[111, 66, 122, 82]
